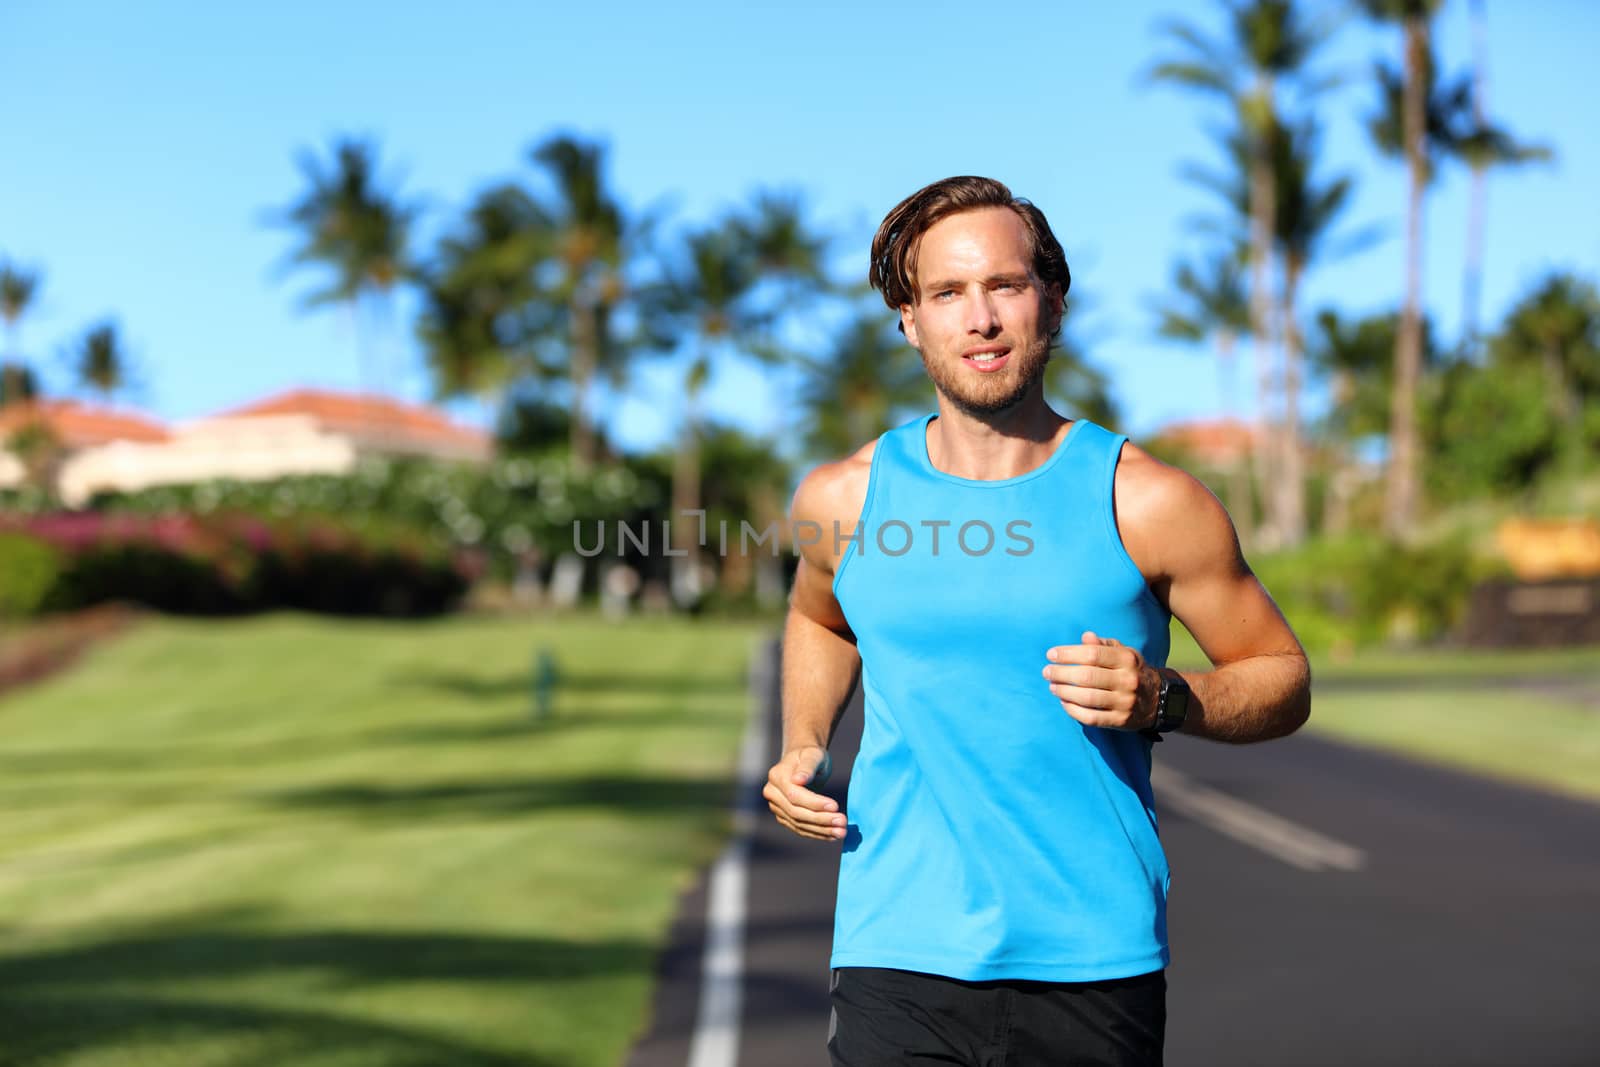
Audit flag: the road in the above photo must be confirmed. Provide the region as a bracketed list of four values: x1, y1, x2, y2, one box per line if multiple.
[626, 640, 1600, 1067]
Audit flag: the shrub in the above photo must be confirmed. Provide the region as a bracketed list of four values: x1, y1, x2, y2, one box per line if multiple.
[246, 513, 470, 616]
[26, 512, 254, 614]
[13, 511, 471, 617]
[1253, 533, 1502, 649]
[0, 531, 63, 618]
[85, 452, 664, 582]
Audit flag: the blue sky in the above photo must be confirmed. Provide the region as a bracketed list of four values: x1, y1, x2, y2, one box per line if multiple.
[3, 0, 1595, 454]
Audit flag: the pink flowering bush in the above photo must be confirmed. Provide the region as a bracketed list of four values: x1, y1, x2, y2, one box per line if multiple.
[2, 511, 471, 617]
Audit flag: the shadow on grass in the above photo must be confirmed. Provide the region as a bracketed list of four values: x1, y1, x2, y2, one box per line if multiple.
[3, 994, 551, 1066]
[394, 667, 742, 702]
[254, 774, 736, 822]
[0, 708, 712, 778]
[362, 707, 708, 747]
[1, 925, 649, 1065]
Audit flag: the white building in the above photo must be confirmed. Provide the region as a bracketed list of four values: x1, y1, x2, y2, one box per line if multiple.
[0, 389, 493, 506]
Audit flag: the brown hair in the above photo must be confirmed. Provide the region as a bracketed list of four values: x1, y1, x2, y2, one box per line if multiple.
[868, 176, 1071, 334]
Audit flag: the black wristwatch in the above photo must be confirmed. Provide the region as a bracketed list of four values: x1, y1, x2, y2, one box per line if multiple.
[1140, 671, 1190, 743]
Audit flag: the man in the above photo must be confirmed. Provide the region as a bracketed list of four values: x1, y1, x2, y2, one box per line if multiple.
[762, 176, 1311, 1067]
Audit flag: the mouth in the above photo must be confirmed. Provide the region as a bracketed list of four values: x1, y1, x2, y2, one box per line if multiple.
[962, 348, 1010, 373]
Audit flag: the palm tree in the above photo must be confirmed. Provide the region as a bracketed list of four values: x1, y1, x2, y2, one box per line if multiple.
[272, 136, 419, 399]
[636, 212, 825, 601]
[417, 183, 553, 413]
[1455, 0, 1552, 356]
[4, 418, 63, 496]
[1153, 249, 1254, 533]
[644, 220, 767, 606]
[1150, 0, 1331, 547]
[1154, 250, 1251, 412]
[1174, 111, 1367, 545]
[735, 189, 829, 294]
[73, 321, 128, 404]
[1042, 289, 1119, 430]
[797, 311, 928, 459]
[1272, 118, 1364, 544]
[1308, 309, 1408, 534]
[1489, 273, 1600, 471]
[526, 134, 627, 469]
[694, 421, 796, 603]
[1175, 125, 1282, 512]
[0, 363, 38, 407]
[1359, 0, 1453, 536]
[730, 190, 831, 449]
[1, 260, 43, 406]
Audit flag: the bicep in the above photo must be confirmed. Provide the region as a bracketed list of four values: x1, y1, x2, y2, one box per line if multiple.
[786, 457, 870, 642]
[1160, 487, 1302, 669]
[789, 555, 855, 639]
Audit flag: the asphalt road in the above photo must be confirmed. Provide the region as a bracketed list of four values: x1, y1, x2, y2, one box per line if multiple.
[626, 641, 1600, 1067]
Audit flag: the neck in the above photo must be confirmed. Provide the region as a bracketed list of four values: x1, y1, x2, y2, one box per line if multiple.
[926, 391, 1070, 481]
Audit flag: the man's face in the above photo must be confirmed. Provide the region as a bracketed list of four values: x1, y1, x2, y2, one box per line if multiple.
[899, 206, 1062, 418]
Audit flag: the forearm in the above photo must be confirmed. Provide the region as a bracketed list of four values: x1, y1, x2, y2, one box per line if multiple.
[1173, 650, 1311, 744]
[780, 606, 861, 752]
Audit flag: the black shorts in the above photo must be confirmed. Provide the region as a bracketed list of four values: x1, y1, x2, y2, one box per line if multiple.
[827, 965, 1166, 1067]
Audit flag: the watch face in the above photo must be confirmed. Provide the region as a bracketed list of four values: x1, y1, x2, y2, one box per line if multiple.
[1160, 678, 1190, 730]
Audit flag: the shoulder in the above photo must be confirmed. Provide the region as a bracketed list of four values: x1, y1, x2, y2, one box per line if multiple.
[1110, 438, 1238, 581]
[791, 439, 877, 529]
[790, 439, 878, 572]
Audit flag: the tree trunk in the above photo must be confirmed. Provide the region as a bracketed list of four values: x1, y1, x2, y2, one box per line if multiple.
[1384, 15, 1429, 539]
[1323, 368, 1356, 538]
[1278, 259, 1307, 546]
[569, 292, 597, 470]
[1543, 344, 1577, 437]
[1248, 139, 1280, 549]
[1463, 163, 1487, 357]
[670, 361, 708, 610]
[671, 412, 703, 609]
[1217, 330, 1256, 546]
[1462, 0, 1490, 356]
[1, 321, 21, 408]
[347, 297, 380, 448]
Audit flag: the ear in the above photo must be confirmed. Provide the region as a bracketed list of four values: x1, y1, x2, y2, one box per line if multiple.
[900, 303, 921, 349]
[1043, 284, 1064, 337]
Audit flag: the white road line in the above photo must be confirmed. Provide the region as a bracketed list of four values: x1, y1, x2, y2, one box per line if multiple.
[1152, 764, 1367, 872]
[687, 639, 773, 1067]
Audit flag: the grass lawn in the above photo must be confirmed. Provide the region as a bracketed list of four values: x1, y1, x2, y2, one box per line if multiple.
[1169, 626, 1600, 803]
[0, 612, 765, 1067]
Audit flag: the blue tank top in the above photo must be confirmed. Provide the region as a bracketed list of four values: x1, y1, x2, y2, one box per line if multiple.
[830, 412, 1172, 982]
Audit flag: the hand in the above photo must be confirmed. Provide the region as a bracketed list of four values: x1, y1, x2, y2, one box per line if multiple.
[1042, 631, 1161, 733]
[763, 745, 847, 842]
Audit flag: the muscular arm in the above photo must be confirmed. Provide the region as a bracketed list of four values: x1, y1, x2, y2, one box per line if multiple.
[763, 446, 873, 840]
[781, 556, 861, 754]
[1119, 444, 1311, 744]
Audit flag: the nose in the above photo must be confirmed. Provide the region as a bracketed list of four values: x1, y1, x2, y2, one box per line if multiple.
[965, 287, 1000, 337]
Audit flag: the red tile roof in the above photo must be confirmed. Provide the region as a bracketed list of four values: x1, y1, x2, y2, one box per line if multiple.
[0, 400, 171, 448]
[1150, 417, 1258, 465]
[217, 388, 491, 452]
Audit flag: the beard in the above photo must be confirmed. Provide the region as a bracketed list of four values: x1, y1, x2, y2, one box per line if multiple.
[918, 334, 1053, 419]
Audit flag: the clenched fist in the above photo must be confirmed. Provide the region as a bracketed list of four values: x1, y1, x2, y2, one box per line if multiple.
[1042, 631, 1161, 733]
[763, 745, 846, 841]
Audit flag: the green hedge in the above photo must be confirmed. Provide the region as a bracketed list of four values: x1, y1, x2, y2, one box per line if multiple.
[80, 453, 663, 581]
[0, 532, 63, 618]
[7, 512, 472, 618]
[1253, 534, 1505, 649]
